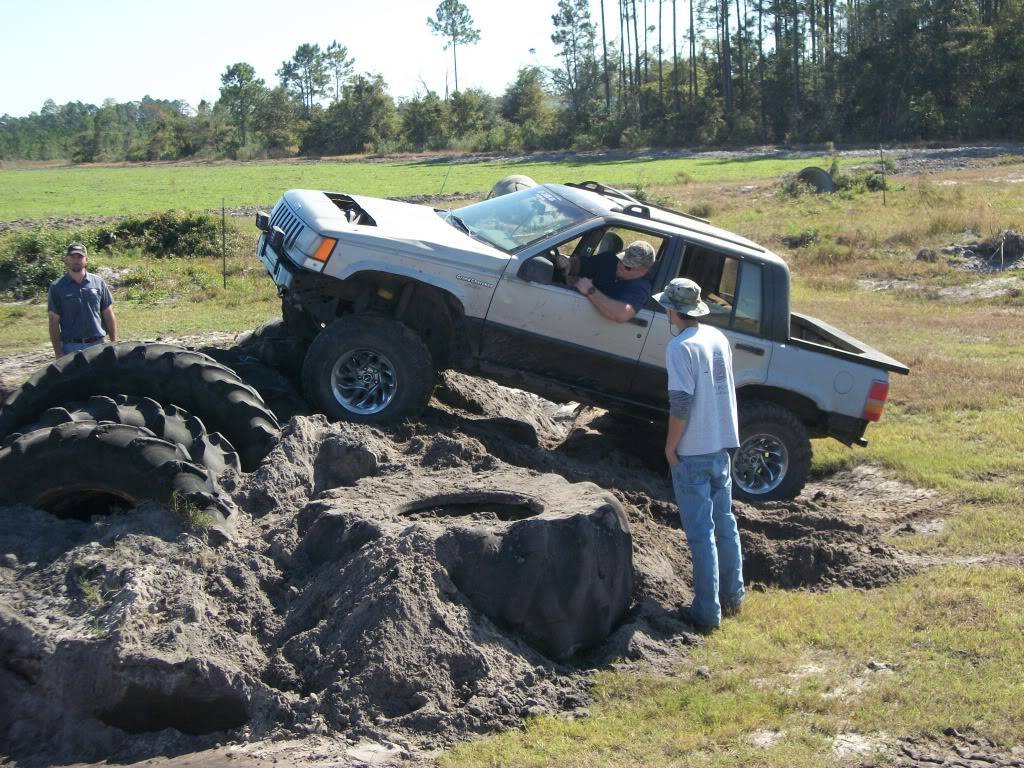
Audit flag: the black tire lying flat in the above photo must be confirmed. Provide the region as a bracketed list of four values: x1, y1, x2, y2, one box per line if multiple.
[235, 319, 309, 381]
[281, 299, 323, 341]
[2, 395, 241, 478]
[733, 400, 812, 502]
[197, 346, 310, 423]
[301, 316, 436, 424]
[0, 343, 279, 471]
[0, 422, 230, 529]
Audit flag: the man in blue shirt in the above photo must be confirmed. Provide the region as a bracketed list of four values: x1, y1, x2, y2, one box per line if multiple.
[574, 240, 655, 323]
[47, 243, 117, 358]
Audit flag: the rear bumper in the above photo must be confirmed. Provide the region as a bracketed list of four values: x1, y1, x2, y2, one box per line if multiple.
[826, 412, 870, 447]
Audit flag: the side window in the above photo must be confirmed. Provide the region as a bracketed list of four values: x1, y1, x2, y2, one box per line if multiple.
[522, 227, 667, 296]
[674, 245, 763, 336]
[575, 226, 666, 282]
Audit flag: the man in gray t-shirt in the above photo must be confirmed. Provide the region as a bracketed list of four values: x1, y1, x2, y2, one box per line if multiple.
[47, 243, 117, 358]
[653, 277, 744, 631]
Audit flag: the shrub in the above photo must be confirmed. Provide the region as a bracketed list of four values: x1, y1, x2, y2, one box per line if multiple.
[110, 211, 233, 258]
[778, 174, 817, 198]
[688, 202, 715, 219]
[782, 229, 820, 249]
[0, 227, 94, 297]
[831, 170, 890, 195]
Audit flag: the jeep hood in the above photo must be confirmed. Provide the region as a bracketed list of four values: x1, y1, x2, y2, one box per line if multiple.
[282, 189, 509, 267]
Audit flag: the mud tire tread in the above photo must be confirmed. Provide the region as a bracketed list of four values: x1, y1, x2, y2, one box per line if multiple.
[234, 320, 310, 382]
[0, 422, 229, 527]
[197, 347, 309, 423]
[2, 395, 240, 477]
[0, 343, 279, 470]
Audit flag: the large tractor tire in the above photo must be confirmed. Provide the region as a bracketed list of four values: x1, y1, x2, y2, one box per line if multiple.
[235, 319, 310, 381]
[0, 343, 279, 471]
[0, 422, 230, 530]
[732, 400, 812, 502]
[2, 395, 241, 478]
[197, 346, 310, 423]
[281, 299, 324, 341]
[423, 481, 633, 660]
[301, 316, 436, 424]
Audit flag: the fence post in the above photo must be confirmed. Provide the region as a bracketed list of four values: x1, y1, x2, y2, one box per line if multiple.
[222, 199, 227, 289]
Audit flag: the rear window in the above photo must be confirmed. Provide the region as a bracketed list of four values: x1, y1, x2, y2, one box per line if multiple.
[669, 244, 764, 336]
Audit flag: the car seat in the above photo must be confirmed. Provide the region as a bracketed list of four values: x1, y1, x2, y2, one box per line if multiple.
[596, 231, 624, 256]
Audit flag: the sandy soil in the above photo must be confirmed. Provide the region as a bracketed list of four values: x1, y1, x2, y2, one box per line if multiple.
[0, 336, 967, 768]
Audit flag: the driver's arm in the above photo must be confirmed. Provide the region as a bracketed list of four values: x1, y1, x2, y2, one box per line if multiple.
[575, 278, 638, 322]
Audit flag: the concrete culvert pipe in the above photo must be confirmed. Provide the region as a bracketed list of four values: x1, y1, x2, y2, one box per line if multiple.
[487, 174, 537, 199]
[796, 166, 835, 193]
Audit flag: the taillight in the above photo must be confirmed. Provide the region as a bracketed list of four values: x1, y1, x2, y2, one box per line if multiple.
[863, 380, 889, 422]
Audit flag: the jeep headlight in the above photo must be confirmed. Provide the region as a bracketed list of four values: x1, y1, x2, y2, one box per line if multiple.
[293, 228, 337, 271]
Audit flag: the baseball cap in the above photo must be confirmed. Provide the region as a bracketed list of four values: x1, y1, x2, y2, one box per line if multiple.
[66, 243, 88, 257]
[653, 277, 710, 317]
[617, 240, 656, 270]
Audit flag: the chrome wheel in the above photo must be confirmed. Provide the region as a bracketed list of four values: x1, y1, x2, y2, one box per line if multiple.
[733, 432, 789, 496]
[329, 348, 398, 415]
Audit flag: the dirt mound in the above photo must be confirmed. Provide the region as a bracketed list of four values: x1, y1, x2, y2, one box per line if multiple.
[942, 229, 1024, 272]
[0, 368, 929, 765]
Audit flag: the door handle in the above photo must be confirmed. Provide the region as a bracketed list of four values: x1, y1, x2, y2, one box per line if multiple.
[629, 316, 649, 327]
[735, 343, 765, 356]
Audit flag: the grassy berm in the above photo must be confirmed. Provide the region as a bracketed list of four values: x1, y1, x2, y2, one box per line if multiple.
[0, 156, 1022, 767]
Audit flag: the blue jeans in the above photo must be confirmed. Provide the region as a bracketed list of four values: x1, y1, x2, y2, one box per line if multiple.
[671, 449, 745, 627]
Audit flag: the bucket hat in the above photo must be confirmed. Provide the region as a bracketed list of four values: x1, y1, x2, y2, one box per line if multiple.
[653, 277, 710, 317]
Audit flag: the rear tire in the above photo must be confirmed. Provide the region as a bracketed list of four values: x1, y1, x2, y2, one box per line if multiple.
[302, 316, 435, 424]
[733, 401, 812, 502]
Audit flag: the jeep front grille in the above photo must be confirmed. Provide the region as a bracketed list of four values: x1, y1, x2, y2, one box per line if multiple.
[271, 204, 306, 247]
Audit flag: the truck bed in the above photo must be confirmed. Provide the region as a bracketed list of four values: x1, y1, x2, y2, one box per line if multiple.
[790, 312, 910, 375]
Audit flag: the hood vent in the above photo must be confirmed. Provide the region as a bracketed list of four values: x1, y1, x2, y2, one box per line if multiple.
[326, 193, 377, 226]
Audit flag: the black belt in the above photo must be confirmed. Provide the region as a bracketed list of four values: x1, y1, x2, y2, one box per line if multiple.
[63, 336, 103, 343]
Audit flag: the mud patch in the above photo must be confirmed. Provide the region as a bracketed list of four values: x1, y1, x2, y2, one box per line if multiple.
[891, 730, 1024, 768]
[0, 364, 935, 765]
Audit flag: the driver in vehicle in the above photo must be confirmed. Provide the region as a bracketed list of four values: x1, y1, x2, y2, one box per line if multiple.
[574, 240, 656, 322]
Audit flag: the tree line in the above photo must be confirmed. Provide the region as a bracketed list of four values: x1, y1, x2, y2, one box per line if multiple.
[2, 0, 1021, 163]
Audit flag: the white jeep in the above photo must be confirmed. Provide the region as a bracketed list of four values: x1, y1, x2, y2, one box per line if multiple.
[256, 182, 908, 501]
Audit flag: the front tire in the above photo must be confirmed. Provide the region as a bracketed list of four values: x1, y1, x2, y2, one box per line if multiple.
[732, 401, 812, 502]
[301, 316, 436, 424]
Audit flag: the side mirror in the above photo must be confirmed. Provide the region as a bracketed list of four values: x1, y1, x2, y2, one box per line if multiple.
[519, 256, 554, 284]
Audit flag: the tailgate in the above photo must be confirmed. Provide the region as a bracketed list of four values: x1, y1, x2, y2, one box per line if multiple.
[790, 312, 910, 375]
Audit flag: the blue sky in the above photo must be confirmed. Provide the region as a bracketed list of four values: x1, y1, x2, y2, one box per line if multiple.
[1, 0, 632, 117]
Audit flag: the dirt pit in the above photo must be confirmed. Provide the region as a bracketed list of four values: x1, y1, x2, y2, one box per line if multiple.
[0, 368, 941, 766]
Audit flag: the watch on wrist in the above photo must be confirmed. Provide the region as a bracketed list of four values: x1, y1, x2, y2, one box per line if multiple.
[587, 285, 597, 296]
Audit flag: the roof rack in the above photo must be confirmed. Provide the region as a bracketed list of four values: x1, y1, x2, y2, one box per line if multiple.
[566, 180, 711, 224]
[565, 180, 765, 254]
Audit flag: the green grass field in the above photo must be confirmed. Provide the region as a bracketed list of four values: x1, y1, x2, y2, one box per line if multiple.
[0, 154, 855, 220]
[2, 157, 1023, 767]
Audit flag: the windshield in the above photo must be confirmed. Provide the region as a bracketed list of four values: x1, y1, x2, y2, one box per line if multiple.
[448, 186, 592, 253]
